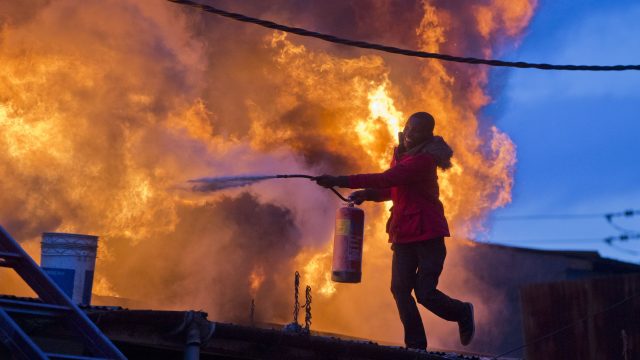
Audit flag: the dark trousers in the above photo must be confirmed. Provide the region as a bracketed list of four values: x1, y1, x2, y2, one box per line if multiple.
[391, 237, 466, 349]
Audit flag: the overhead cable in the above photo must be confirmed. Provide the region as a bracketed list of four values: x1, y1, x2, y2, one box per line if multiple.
[168, 0, 640, 71]
[485, 233, 640, 244]
[484, 233, 640, 256]
[493, 209, 640, 237]
[605, 210, 640, 233]
[487, 237, 603, 243]
[494, 209, 640, 221]
[605, 233, 640, 244]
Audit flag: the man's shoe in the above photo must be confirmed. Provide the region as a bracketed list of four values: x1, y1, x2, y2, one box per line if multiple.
[406, 345, 427, 352]
[405, 341, 427, 351]
[458, 302, 475, 346]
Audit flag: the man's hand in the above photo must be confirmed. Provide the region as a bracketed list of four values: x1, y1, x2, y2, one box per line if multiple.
[348, 190, 370, 205]
[314, 175, 348, 188]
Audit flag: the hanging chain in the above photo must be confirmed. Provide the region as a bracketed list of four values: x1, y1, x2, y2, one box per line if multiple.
[292, 271, 300, 325]
[285, 271, 310, 333]
[303, 285, 312, 332]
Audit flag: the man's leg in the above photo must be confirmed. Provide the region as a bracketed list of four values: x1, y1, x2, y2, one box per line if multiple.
[413, 238, 467, 322]
[390, 243, 426, 349]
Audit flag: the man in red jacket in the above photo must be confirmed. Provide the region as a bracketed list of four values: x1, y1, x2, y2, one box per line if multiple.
[315, 112, 474, 350]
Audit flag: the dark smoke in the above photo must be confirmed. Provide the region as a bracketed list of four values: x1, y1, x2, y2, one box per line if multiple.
[107, 193, 301, 323]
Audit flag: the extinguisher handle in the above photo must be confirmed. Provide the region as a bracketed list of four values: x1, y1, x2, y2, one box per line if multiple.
[328, 187, 351, 203]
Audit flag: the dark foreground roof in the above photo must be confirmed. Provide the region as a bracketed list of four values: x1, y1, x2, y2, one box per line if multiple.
[0, 294, 499, 360]
[91, 309, 491, 360]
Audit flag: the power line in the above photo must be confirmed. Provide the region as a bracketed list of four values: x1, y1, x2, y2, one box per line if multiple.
[494, 209, 640, 221]
[487, 234, 640, 245]
[605, 210, 640, 233]
[494, 214, 603, 220]
[493, 209, 640, 240]
[606, 219, 640, 234]
[605, 233, 640, 244]
[488, 238, 603, 243]
[167, 0, 640, 71]
[486, 234, 640, 256]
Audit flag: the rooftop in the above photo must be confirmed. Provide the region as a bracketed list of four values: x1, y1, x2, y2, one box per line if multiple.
[0, 294, 502, 360]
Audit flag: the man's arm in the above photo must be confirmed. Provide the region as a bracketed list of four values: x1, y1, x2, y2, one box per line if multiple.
[367, 188, 391, 202]
[348, 188, 391, 204]
[347, 155, 433, 189]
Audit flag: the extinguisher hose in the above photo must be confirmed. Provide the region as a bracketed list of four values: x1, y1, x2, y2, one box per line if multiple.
[276, 174, 351, 202]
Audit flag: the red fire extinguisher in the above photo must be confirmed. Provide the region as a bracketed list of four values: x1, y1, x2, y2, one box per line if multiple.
[331, 202, 365, 283]
[277, 175, 366, 283]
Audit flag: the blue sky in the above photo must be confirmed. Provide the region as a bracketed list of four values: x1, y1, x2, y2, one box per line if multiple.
[485, 0, 640, 262]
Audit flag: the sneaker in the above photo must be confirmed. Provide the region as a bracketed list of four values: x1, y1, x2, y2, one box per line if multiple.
[406, 343, 427, 351]
[458, 302, 475, 346]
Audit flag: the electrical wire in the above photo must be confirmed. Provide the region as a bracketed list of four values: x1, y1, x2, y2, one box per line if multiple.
[487, 233, 640, 256]
[605, 243, 639, 256]
[604, 233, 640, 244]
[496, 234, 640, 244]
[492, 209, 640, 256]
[494, 209, 640, 221]
[494, 214, 605, 220]
[605, 211, 640, 233]
[495, 209, 640, 234]
[488, 238, 603, 243]
[167, 0, 640, 71]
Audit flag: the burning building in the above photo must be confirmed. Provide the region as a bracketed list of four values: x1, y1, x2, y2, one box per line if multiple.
[0, 0, 540, 356]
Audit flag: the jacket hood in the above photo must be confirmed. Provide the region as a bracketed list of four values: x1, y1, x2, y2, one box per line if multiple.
[400, 135, 453, 170]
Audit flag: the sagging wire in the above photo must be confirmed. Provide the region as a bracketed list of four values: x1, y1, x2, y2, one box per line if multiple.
[481, 236, 639, 255]
[167, 0, 640, 71]
[604, 210, 640, 253]
[604, 233, 640, 255]
[494, 209, 640, 221]
[494, 208, 640, 254]
[605, 210, 640, 233]
[604, 233, 640, 244]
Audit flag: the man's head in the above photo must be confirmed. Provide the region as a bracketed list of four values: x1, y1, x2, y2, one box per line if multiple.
[402, 112, 435, 150]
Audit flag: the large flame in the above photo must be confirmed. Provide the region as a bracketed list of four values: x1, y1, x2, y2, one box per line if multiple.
[0, 0, 535, 352]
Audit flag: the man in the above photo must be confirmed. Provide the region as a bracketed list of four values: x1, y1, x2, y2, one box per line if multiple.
[315, 111, 474, 350]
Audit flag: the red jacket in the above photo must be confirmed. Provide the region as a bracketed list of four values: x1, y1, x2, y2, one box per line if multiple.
[346, 149, 450, 243]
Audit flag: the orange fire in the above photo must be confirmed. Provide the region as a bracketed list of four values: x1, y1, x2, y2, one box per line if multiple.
[0, 0, 536, 350]
[249, 265, 265, 297]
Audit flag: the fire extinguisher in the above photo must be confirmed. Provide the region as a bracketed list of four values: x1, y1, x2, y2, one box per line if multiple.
[275, 175, 367, 283]
[331, 202, 365, 283]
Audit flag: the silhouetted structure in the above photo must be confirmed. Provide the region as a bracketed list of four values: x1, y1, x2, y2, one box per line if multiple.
[454, 242, 640, 357]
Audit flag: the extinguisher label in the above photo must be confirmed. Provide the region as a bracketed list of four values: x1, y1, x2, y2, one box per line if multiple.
[335, 219, 351, 236]
[348, 240, 362, 261]
[333, 218, 364, 272]
[332, 208, 364, 275]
